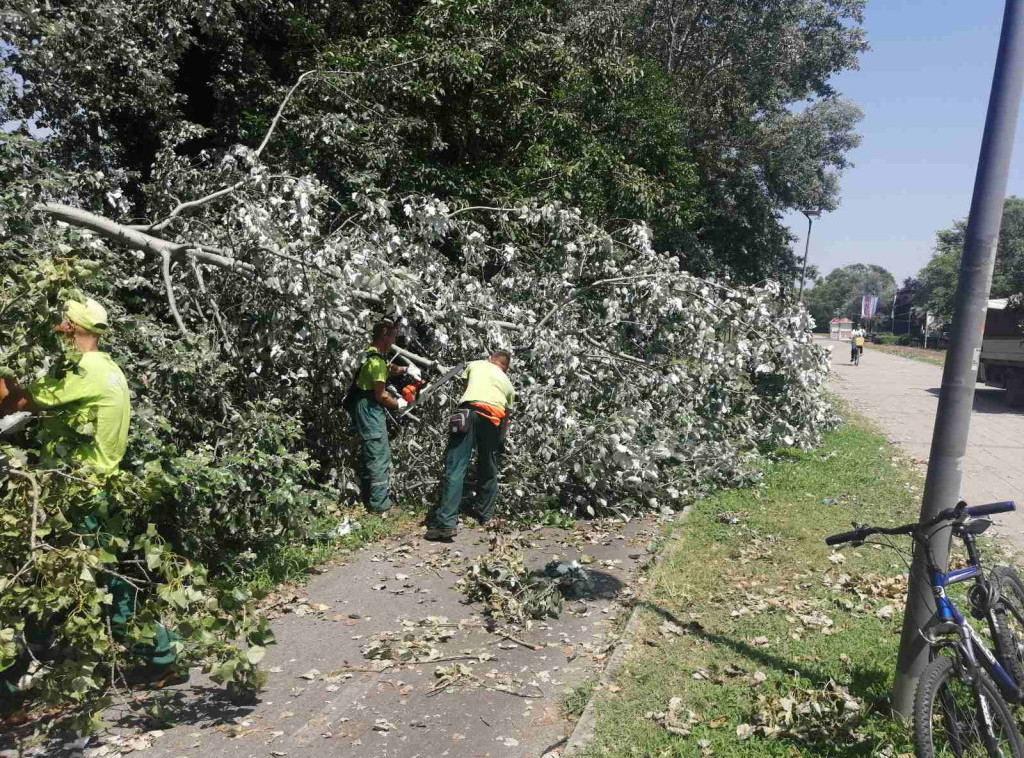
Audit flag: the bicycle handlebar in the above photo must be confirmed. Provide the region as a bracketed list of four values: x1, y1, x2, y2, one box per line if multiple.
[967, 501, 1016, 518]
[824, 529, 863, 546]
[824, 501, 1016, 547]
[825, 522, 915, 546]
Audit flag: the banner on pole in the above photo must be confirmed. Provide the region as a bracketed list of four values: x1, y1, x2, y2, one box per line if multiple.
[861, 295, 879, 319]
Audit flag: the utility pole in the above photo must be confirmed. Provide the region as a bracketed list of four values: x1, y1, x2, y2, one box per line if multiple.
[892, 0, 1024, 716]
[797, 209, 821, 299]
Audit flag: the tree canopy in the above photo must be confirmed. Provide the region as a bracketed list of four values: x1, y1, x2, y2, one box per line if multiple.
[804, 262, 896, 330]
[915, 196, 1024, 323]
[1, 0, 866, 282]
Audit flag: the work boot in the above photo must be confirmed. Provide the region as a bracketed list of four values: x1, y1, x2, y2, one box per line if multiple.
[424, 527, 457, 543]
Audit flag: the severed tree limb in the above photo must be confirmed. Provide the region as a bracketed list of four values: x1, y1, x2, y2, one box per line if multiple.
[255, 70, 322, 158]
[464, 317, 522, 330]
[392, 345, 444, 371]
[144, 58, 431, 233]
[161, 251, 189, 336]
[34, 201, 696, 366]
[146, 179, 250, 233]
[34, 203, 257, 277]
[495, 630, 542, 651]
[189, 254, 236, 357]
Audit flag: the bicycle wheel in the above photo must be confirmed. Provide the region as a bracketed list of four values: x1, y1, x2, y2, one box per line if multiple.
[914, 655, 1024, 758]
[991, 566, 1024, 692]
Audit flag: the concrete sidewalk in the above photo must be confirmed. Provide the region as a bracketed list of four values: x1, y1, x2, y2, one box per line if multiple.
[825, 339, 1024, 554]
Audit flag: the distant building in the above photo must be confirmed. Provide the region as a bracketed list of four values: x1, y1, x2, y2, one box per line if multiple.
[830, 317, 854, 341]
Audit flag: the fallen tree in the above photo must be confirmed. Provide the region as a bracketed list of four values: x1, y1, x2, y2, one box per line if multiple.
[0, 67, 837, 724]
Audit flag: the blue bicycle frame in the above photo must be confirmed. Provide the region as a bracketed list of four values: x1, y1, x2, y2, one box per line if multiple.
[929, 534, 1021, 701]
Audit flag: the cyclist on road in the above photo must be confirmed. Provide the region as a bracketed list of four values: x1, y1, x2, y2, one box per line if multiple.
[854, 329, 866, 359]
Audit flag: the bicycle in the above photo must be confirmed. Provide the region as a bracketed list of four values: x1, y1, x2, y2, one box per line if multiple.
[826, 500, 1024, 758]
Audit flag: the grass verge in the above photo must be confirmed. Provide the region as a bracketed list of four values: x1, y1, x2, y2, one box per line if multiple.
[580, 415, 925, 757]
[871, 343, 946, 367]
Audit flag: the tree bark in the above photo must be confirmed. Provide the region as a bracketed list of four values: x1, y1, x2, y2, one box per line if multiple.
[34, 203, 257, 276]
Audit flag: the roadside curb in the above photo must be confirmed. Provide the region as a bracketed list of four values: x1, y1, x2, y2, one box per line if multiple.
[561, 506, 691, 756]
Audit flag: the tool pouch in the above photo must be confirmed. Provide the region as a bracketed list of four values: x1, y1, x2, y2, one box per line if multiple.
[498, 415, 510, 444]
[449, 408, 471, 435]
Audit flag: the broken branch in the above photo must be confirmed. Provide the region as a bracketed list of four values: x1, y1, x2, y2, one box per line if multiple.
[161, 251, 189, 336]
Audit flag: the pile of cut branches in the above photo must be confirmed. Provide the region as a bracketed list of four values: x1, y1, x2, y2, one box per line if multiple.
[457, 535, 594, 625]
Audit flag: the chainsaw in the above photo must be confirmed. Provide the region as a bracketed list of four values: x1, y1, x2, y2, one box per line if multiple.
[385, 358, 467, 423]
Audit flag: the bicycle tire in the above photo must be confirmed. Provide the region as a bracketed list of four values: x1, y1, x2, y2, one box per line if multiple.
[914, 655, 1024, 758]
[991, 565, 1024, 693]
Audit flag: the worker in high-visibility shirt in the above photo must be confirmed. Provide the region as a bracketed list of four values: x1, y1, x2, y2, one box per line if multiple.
[425, 351, 515, 542]
[1, 298, 130, 474]
[0, 299, 182, 693]
[346, 320, 408, 513]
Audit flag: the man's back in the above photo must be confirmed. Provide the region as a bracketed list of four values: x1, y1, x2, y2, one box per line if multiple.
[461, 360, 515, 409]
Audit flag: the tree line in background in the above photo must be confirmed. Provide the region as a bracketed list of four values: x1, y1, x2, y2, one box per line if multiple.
[0, 0, 863, 723]
[806, 196, 1024, 335]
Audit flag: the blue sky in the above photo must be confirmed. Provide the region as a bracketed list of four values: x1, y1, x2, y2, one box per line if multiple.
[786, 0, 1024, 285]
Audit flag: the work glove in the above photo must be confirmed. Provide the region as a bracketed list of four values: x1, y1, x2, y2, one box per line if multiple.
[395, 398, 409, 411]
[406, 362, 422, 381]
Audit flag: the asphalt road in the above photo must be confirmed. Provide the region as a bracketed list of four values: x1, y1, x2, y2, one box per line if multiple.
[826, 339, 1024, 554]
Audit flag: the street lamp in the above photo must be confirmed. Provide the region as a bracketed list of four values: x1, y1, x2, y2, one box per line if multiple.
[798, 209, 821, 299]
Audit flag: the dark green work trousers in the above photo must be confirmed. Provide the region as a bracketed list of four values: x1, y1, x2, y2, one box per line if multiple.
[81, 513, 177, 669]
[1, 517, 175, 699]
[350, 395, 391, 512]
[428, 408, 503, 529]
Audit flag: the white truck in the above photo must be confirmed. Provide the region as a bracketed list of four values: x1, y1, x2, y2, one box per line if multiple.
[979, 298, 1024, 407]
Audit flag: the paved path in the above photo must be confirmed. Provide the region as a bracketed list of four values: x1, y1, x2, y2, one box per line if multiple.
[825, 339, 1024, 553]
[4, 518, 660, 758]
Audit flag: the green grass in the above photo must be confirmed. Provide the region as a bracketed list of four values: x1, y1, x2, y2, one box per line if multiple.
[871, 343, 946, 367]
[231, 508, 422, 598]
[581, 416, 928, 757]
[564, 676, 600, 720]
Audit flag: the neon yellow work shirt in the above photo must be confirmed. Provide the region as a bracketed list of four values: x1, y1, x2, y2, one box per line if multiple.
[460, 360, 515, 410]
[355, 347, 388, 391]
[29, 351, 131, 475]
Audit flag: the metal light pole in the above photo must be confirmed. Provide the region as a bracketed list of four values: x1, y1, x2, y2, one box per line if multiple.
[892, 0, 1024, 717]
[797, 209, 821, 299]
